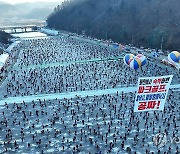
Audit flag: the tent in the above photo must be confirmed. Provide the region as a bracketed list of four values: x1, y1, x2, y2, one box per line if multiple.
[162, 59, 180, 70]
[0, 53, 9, 71]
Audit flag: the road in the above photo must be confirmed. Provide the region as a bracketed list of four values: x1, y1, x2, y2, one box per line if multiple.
[0, 84, 179, 105]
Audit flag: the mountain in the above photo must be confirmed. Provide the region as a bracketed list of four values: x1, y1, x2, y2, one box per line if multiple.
[0, 1, 61, 19]
[23, 8, 53, 19]
[0, 2, 18, 17]
[47, 0, 180, 51]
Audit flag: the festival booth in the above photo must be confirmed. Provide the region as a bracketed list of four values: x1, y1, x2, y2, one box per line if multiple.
[119, 44, 125, 51]
[151, 51, 159, 58]
[0, 53, 9, 72]
[40, 28, 59, 36]
[161, 51, 180, 70]
[112, 43, 119, 49]
[162, 59, 180, 70]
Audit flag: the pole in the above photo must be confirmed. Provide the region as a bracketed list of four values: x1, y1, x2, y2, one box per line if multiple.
[131, 35, 134, 45]
[161, 37, 164, 51]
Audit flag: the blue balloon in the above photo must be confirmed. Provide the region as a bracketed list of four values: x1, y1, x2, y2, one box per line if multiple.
[168, 51, 180, 63]
[129, 58, 142, 70]
[123, 54, 135, 66]
[136, 54, 147, 66]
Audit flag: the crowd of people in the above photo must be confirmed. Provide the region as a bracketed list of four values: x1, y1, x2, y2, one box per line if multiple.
[0, 35, 179, 153]
[0, 90, 179, 153]
[16, 37, 120, 66]
[0, 36, 179, 98]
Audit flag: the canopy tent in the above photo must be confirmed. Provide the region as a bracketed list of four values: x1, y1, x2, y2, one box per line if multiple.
[0, 53, 9, 71]
[162, 58, 180, 70]
[40, 28, 59, 36]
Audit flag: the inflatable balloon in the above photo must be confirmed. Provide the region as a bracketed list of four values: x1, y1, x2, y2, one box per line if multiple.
[168, 51, 180, 64]
[136, 54, 147, 66]
[128, 57, 134, 65]
[123, 54, 135, 66]
[129, 58, 141, 70]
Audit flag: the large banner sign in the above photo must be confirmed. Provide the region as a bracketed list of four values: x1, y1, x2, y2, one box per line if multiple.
[134, 75, 173, 112]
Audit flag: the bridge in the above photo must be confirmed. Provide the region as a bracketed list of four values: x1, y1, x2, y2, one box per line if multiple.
[0, 25, 41, 34]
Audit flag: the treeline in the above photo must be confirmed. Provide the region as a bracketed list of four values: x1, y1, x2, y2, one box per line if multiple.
[47, 0, 180, 50]
[0, 30, 11, 44]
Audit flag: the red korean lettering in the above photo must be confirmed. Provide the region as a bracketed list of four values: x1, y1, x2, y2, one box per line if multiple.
[153, 78, 162, 84]
[157, 78, 162, 84]
[151, 85, 159, 93]
[144, 86, 152, 93]
[153, 79, 158, 84]
[138, 102, 147, 110]
[158, 84, 166, 92]
[146, 101, 156, 109]
[138, 86, 144, 94]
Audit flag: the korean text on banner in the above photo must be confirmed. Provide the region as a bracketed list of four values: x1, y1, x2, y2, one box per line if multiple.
[134, 75, 173, 112]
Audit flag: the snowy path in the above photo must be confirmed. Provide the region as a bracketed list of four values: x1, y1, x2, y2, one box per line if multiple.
[6, 41, 21, 53]
[12, 56, 123, 71]
[0, 84, 179, 105]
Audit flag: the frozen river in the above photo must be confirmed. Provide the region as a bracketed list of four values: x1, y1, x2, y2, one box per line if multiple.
[11, 32, 47, 38]
[0, 34, 179, 154]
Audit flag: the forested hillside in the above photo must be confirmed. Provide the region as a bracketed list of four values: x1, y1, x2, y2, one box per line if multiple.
[47, 0, 180, 50]
[0, 31, 11, 44]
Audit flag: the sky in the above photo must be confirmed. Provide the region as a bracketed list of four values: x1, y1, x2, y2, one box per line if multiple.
[1, 0, 64, 4]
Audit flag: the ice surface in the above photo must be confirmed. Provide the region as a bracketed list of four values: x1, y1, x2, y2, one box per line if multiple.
[0, 34, 179, 153]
